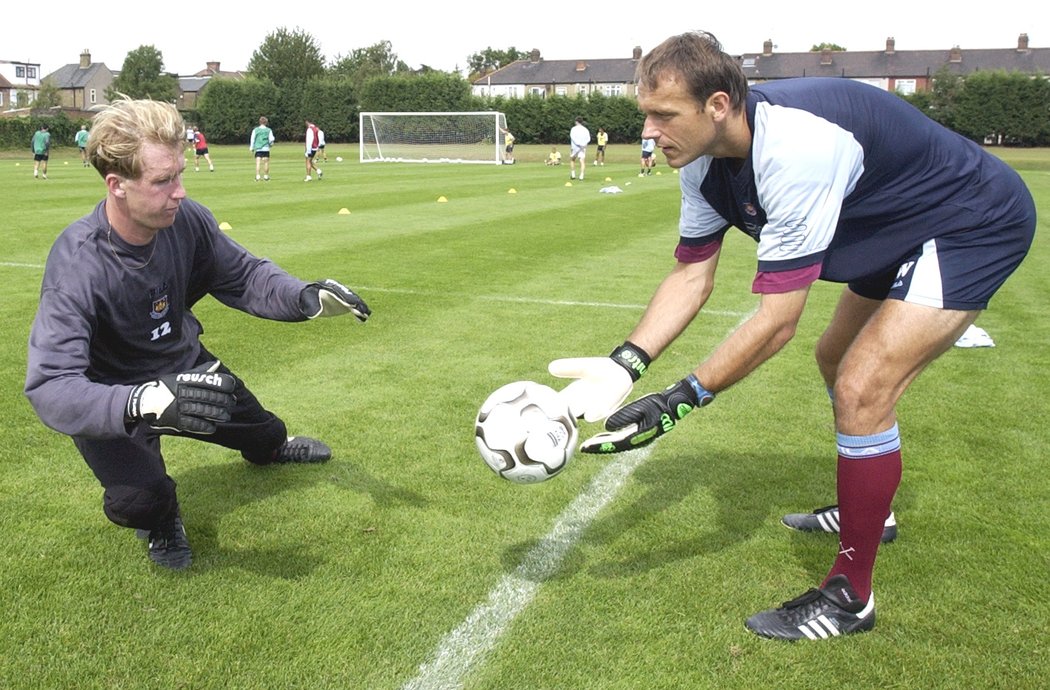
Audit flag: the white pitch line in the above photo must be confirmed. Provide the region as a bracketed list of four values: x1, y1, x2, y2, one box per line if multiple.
[0, 262, 44, 269]
[401, 447, 652, 690]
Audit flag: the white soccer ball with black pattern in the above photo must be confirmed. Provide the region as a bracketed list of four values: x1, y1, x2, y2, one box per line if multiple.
[474, 381, 578, 484]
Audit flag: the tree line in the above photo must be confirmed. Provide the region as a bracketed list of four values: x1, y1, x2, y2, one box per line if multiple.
[4, 29, 1049, 148]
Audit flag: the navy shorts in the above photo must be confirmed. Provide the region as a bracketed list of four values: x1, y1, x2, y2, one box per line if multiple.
[850, 213, 1036, 310]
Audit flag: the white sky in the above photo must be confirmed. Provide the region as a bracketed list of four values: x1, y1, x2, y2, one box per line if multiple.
[5, 1, 1038, 77]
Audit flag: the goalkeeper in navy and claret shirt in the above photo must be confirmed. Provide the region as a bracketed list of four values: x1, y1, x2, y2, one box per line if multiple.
[549, 31, 1035, 641]
[24, 98, 372, 571]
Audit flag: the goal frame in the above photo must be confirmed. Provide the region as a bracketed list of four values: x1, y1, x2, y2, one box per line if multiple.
[358, 111, 507, 165]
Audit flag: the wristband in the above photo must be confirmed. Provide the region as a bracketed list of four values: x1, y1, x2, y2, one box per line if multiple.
[684, 374, 715, 407]
[609, 341, 652, 382]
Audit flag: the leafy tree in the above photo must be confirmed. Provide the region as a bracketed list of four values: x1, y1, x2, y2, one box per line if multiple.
[33, 80, 62, 109]
[359, 72, 471, 112]
[248, 27, 325, 89]
[302, 75, 359, 142]
[330, 41, 410, 91]
[106, 45, 178, 101]
[467, 47, 529, 80]
[810, 43, 846, 51]
[196, 78, 280, 143]
[925, 66, 965, 130]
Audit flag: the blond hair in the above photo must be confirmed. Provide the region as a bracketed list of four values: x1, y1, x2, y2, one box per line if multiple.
[637, 31, 749, 111]
[87, 97, 186, 179]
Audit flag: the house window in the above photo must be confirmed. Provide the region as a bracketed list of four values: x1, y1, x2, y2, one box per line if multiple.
[27, 67, 37, 78]
[90, 88, 97, 104]
[895, 79, 917, 95]
[16, 66, 25, 78]
[555, 86, 567, 96]
[603, 84, 623, 97]
[0, 92, 4, 107]
[529, 87, 545, 97]
[576, 83, 590, 95]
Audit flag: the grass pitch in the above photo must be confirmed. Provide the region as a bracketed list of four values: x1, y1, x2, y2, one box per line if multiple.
[0, 144, 1047, 689]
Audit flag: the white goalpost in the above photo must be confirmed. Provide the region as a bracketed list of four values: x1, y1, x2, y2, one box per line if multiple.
[359, 111, 508, 164]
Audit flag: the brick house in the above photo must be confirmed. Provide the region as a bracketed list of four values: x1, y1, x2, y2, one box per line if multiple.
[44, 49, 115, 111]
[473, 34, 1048, 98]
[0, 59, 42, 110]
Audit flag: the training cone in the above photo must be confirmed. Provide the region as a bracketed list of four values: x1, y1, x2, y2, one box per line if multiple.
[508, 188, 517, 194]
[565, 181, 573, 187]
[219, 222, 233, 230]
[338, 208, 351, 215]
[605, 176, 612, 182]
[437, 196, 448, 203]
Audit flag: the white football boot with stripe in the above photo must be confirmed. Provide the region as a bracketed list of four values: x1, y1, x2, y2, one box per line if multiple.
[782, 505, 897, 543]
[745, 574, 875, 640]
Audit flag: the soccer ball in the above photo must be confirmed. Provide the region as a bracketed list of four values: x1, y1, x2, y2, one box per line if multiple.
[336, 156, 343, 162]
[474, 381, 578, 484]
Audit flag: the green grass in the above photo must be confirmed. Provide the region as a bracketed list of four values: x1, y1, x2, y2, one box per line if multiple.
[1, 143, 1047, 689]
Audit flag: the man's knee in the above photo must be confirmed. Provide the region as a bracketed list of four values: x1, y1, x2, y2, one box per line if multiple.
[102, 476, 177, 529]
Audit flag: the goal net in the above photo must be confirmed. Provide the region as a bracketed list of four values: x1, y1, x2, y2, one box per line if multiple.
[359, 111, 507, 164]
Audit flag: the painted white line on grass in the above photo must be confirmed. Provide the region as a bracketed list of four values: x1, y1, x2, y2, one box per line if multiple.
[0, 262, 44, 269]
[361, 285, 749, 318]
[401, 447, 653, 690]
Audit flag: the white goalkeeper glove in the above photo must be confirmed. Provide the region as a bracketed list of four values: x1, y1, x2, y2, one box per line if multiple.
[300, 279, 371, 321]
[126, 361, 236, 434]
[548, 342, 652, 423]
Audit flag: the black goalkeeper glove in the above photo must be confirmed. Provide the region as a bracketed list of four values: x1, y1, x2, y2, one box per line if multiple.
[580, 374, 714, 454]
[126, 361, 236, 434]
[300, 279, 371, 321]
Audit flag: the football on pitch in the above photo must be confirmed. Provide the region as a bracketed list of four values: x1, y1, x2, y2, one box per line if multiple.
[474, 381, 578, 484]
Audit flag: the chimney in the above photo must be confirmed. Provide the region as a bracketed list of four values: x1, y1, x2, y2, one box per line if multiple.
[206, 61, 220, 74]
[575, 60, 587, 72]
[763, 39, 773, 56]
[632, 46, 642, 60]
[885, 37, 896, 54]
[79, 49, 91, 69]
[529, 48, 541, 63]
[820, 48, 833, 65]
[1018, 33, 1029, 51]
[949, 45, 962, 63]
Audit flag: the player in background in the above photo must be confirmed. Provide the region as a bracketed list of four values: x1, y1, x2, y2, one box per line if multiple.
[549, 31, 1035, 640]
[24, 98, 372, 571]
[192, 126, 214, 172]
[32, 125, 51, 179]
[569, 117, 591, 180]
[317, 126, 328, 163]
[595, 127, 608, 165]
[304, 120, 323, 181]
[546, 146, 562, 166]
[250, 116, 275, 181]
[75, 125, 90, 167]
[639, 137, 656, 175]
[500, 127, 516, 164]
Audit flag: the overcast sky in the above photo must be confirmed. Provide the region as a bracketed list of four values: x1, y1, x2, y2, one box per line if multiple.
[5, 1, 1038, 77]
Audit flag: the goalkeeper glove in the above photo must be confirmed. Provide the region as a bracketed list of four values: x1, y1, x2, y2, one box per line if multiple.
[126, 361, 236, 434]
[548, 342, 651, 423]
[300, 279, 371, 321]
[580, 374, 714, 454]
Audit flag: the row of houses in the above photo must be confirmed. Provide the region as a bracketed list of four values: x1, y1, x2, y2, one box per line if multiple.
[2, 35, 1047, 117]
[473, 34, 1049, 98]
[0, 50, 242, 116]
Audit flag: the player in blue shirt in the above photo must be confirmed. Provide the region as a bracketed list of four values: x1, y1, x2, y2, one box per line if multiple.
[549, 31, 1035, 640]
[25, 99, 372, 571]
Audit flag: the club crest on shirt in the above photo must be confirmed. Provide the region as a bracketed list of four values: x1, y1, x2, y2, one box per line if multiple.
[149, 286, 170, 320]
[743, 202, 758, 217]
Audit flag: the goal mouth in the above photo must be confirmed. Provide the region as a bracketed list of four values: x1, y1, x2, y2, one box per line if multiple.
[359, 111, 508, 165]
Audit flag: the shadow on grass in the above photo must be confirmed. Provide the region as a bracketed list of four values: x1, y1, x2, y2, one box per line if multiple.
[166, 454, 427, 579]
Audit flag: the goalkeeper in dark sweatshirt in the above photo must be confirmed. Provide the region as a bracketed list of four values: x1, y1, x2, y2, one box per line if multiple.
[24, 98, 371, 571]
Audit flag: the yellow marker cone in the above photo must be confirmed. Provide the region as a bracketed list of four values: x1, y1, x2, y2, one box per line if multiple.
[565, 181, 573, 187]
[656, 171, 662, 175]
[437, 196, 448, 203]
[508, 188, 517, 194]
[338, 208, 351, 215]
[219, 222, 233, 230]
[64, 161, 69, 165]
[605, 177, 612, 182]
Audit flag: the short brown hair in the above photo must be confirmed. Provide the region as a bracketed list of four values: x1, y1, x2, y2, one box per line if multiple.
[637, 31, 749, 111]
[87, 97, 185, 179]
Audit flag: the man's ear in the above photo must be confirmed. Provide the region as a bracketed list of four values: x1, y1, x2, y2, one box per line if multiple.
[105, 173, 126, 198]
[705, 92, 733, 121]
